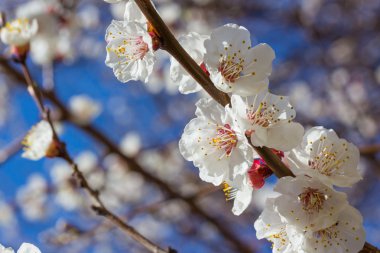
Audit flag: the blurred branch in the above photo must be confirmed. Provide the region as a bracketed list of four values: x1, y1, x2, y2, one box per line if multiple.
[0, 135, 23, 165]
[360, 144, 380, 156]
[0, 57, 253, 253]
[17, 59, 177, 253]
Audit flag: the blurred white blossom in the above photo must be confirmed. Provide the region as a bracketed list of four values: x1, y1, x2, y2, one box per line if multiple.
[0, 243, 41, 253]
[0, 19, 38, 47]
[120, 132, 142, 156]
[69, 95, 102, 124]
[16, 174, 48, 221]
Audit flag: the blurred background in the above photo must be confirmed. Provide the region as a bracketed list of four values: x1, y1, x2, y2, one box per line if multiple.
[0, 0, 380, 252]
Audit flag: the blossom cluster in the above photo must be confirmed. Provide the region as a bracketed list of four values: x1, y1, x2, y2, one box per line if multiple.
[13, 0, 367, 252]
[101, 1, 367, 252]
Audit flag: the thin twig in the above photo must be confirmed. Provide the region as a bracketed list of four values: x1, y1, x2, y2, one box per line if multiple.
[18, 59, 176, 253]
[0, 136, 23, 165]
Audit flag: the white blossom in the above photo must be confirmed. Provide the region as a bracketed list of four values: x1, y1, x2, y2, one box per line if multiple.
[179, 98, 256, 186]
[69, 95, 102, 124]
[105, 20, 155, 83]
[287, 126, 361, 187]
[0, 243, 41, 253]
[254, 198, 301, 253]
[0, 18, 38, 46]
[231, 92, 304, 151]
[255, 197, 365, 253]
[204, 23, 275, 96]
[120, 132, 142, 156]
[170, 32, 208, 94]
[287, 206, 366, 253]
[22, 121, 56, 161]
[273, 176, 349, 231]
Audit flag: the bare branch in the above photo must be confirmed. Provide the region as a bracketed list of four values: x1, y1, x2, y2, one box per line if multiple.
[17, 59, 176, 253]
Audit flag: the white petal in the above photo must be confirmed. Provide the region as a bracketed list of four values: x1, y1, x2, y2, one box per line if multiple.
[170, 32, 208, 94]
[231, 181, 252, 215]
[265, 122, 304, 151]
[17, 243, 41, 253]
[123, 0, 147, 23]
[274, 176, 349, 231]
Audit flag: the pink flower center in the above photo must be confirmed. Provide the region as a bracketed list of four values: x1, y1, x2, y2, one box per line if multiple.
[298, 187, 327, 214]
[246, 101, 278, 131]
[114, 36, 149, 61]
[212, 124, 237, 157]
[308, 140, 348, 177]
[218, 58, 243, 83]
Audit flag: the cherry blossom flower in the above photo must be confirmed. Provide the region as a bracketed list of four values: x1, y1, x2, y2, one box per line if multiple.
[22, 120, 58, 161]
[254, 198, 301, 253]
[170, 32, 208, 94]
[105, 20, 155, 83]
[287, 126, 361, 187]
[204, 23, 275, 96]
[0, 243, 41, 253]
[287, 205, 365, 253]
[230, 92, 304, 151]
[179, 98, 256, 186]
[0, 18, 38, 47]
[273, 176, 349, 231]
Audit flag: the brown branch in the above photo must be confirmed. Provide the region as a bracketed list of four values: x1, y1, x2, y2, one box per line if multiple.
[360, 144, 380, 156]
[133, 1, 380, 252]
[134, 0, 230, 107]
[18, 59, 176, 253]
